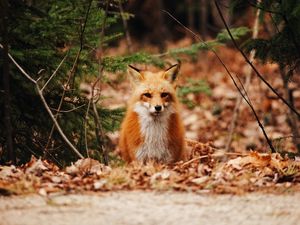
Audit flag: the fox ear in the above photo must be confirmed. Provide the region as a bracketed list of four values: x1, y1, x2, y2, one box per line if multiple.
[128, 65, 144, 84]
[163, 63, 180, 83]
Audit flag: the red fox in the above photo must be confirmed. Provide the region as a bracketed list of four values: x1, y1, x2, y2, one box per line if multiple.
[119, 64, 186, 164]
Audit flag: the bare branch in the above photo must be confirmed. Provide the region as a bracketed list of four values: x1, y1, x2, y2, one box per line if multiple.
[36, 86, 84, 159]
[225, 4, 261, 151]
[41, 52, 69, 92]
[84, 99, 92, 158]
[0, 44, 37, 84]
[50, 104, 86, 113]
[181, 152, 247, 168]
[3, 46, 84, 159]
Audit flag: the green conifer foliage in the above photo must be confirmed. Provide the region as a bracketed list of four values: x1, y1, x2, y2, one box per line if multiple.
[242, 0, 300, 68]
[0, 1, 123, 165]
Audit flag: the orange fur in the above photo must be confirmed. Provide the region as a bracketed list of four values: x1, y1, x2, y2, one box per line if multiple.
[119, 64, 186, 164]
[119, 110, 143, 162]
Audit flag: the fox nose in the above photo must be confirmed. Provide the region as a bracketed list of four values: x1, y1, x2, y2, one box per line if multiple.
[155, 105, 162, 112]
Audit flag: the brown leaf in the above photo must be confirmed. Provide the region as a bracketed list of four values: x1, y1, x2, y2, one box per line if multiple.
[226, 152, 271, 170]
[0, 165, 23, 180]
[25, 157, 49, 175]
[65, 158, 111, 176]
[191, 176, 210, 185]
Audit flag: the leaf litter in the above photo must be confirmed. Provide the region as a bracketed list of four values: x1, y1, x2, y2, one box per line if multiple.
[1, 142, 300, 196]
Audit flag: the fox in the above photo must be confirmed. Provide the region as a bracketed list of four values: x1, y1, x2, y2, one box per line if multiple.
[118, 63, 187, 164]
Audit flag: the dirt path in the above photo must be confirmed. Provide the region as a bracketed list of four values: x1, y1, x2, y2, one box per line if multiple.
[1, 191, 300, 225]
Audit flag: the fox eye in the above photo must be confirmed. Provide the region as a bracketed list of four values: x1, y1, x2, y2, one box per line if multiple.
[143, 93, 152, 98]
[161, 92, 169, 98]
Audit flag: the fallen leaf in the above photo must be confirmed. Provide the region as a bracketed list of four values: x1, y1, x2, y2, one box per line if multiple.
[191, 176, 210, 185]
[65, 158, 111, 176]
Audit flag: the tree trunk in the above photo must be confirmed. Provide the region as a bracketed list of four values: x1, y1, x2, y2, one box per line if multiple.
[280, 68, 300, 153]
[1, 0, 15, 163]
[199, 0, 207, 39]
[211, 0, 231, 29]
[187, 0, 194, 31]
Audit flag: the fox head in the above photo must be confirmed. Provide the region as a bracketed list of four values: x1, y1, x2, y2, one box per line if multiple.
[127, 63, 181, 117]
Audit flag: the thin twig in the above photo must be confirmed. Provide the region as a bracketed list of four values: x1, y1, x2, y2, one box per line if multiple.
[225, 4, 261, 151]
[84, 99, 92, 158]
[2, 46, 84, 159]
[214, 0, 300, 119]
[91, 69, 108, 164]
[36, 86, 84, 159]
[181, 152, 247, 167]
[50, 104, 86, 113]
[0, 44, 37, 84]
[41, 52, 69, 92]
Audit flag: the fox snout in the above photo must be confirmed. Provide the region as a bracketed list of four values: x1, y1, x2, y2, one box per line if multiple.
[155, 105, 162, 112]
[142, 102, 165, 115]
[150, 104, 164, 115]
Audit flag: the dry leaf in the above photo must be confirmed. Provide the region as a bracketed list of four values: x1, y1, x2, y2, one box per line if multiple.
[65, 158, 111, 176]
[38, 188, 47, 196]
[93, 180, 107, 190]
[0, 166, 23, 179]
[226, 152, 271, 170]
[25, 158, 49, 175]
[191, 176, 209, 185]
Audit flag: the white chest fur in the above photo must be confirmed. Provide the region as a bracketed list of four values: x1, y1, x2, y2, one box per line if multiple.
[134, 103, 174, 163]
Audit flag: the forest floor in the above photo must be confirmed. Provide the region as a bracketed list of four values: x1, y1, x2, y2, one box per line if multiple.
[1, 191, 300, 225]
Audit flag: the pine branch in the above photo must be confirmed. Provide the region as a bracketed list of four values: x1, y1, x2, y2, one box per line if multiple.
[214, 0, 300, 119]
[102, 26, 249, 73]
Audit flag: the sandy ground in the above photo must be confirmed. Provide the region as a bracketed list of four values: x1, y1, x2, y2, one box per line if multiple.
[1, 191, 300, 225]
